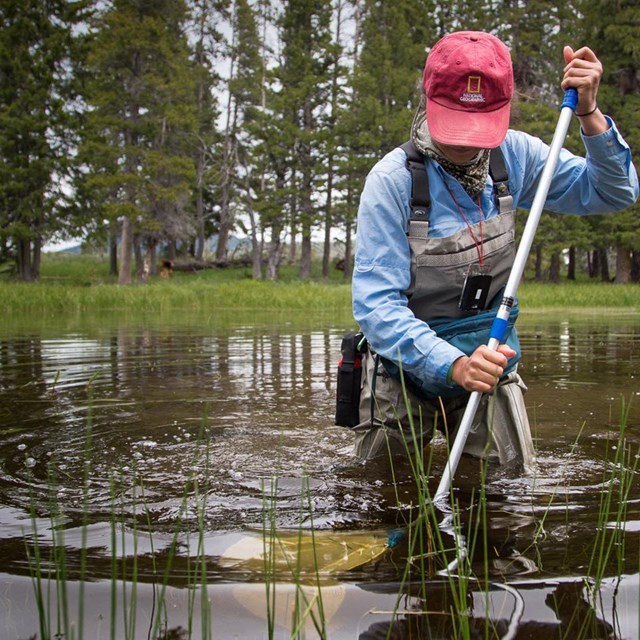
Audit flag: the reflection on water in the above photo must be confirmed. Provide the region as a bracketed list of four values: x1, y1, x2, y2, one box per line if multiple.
[0, 311, 639, 638]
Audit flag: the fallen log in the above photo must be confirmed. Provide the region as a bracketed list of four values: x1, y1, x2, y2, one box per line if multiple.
[166, 258, 252, 273]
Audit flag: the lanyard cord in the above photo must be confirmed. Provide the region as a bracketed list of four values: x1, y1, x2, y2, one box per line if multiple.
[445, 183, 485, 267]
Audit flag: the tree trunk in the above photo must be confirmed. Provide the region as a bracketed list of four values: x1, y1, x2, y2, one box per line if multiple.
[246, 204, 262, 280]
[549, 251, 561, 283]
[109, 220, 118, 276]
[299, 227, 312, 279]
[322, 1, 343, 280]
[631, 250, 640, 283]
[322, 200, 332, 280]
[614, 244, 632, 284]
[344, 220, 353, 281]
[251, 234, 262, 280]
[288, 225, 297, 265]
[140, 249, 151, 283]
[148, 239, 158, 277]
[32, 237, 42, 281]
[134, 234, 145, 282]
[118, 216, 134, 285]
[598, 247, 610, 282]
[266, 230, 282, 281]
[17, 238, 34, 282]
[567, 245, 576, 280]
[216, 203, 231, 262]
[534, 245, 543, 281]
[216, 8, 239, 263]
[588, 249, 599, 279]
[194, 38, 207, 262]
[0, 237, 9, 263]
[168, 240, 177, 262]
[195, 150, 206, 260]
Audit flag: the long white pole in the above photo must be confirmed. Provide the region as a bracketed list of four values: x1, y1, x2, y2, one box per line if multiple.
[433, 89, 578, 506]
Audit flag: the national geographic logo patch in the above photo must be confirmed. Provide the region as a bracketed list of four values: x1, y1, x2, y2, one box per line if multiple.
[460, 75, 485, 104]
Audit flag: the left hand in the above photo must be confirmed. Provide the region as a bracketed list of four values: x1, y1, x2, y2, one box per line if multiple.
[561, 46, 609, 134]
[561, 46, 602, 113]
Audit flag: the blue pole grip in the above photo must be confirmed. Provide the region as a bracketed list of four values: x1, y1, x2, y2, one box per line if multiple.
[489, 316, 509, 343]
[561, 87, 578, 111]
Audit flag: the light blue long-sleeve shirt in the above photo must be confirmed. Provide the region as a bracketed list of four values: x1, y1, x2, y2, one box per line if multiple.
[353, 119, 639, 389]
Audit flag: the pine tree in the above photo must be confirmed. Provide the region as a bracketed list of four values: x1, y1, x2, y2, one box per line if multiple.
[217, 0, 262, 262]
[274, 0, 334, 280]
[347, 0, 435, 163]
[497, 1, 580, 104]
[582, 0, 640, 283]
[0, 0, 83, 280]
[249, 1, 288, 281]
[80, 0, 197, 284]
[188, 0, 228, 262]
[496, 0, 593, 282]
[320, 0, 349, 280]
[336, 0, 436, 279]
[228, 0, 265, 277]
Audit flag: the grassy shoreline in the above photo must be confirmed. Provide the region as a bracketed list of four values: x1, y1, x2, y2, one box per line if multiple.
[2, 280, 640, 314]
[1, 254, 638, 313]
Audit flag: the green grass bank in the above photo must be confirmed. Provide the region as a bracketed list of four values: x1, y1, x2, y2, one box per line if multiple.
[2, 253, 639, 313]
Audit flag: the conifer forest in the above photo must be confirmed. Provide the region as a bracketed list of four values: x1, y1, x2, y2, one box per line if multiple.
[1, 0, 639, 284]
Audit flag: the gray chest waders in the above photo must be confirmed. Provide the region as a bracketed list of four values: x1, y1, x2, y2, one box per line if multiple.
[380, 141, 521, 401]
[354, 141, 535, 471]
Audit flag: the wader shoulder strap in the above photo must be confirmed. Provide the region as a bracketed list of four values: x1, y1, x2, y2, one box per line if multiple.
[400, 141, 513, 242]
[400, 140, 431, 244]
[488, 147, 513, 215]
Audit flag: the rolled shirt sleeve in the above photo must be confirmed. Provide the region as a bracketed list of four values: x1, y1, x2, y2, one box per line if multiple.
[509, 117, 639, 213]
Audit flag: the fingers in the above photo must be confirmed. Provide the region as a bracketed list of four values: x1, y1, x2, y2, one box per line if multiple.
[561, 45, 602, 113]
[450, 345, 512, 393]
[496, 344, 517, 359]
[563, 45, 574, 65]
[472, 346, 508, 390]
[563, 45, 599, 65]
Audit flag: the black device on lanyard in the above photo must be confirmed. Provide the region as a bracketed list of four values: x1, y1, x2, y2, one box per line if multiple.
[459, 268, 492, 311]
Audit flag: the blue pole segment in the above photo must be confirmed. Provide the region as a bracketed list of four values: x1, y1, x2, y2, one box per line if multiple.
[561, 87, 578, 111]
[489, 316, 509, 343]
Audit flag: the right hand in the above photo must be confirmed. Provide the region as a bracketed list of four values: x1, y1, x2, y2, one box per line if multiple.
[450, 344, 515, 393]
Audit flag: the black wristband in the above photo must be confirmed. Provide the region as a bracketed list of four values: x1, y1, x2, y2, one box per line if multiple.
[575, 104, 598, 117]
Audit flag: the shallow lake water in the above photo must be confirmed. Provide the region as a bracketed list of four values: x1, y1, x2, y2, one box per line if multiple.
[1, 309, 639, 639]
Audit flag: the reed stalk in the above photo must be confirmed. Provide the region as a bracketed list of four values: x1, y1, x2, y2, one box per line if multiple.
[49, 466, 71, 639]
[109, 470, 118, 640]
[20, 358, 639, 640]
[261, 476, 278, 640]
[301, 474, 327, 638]
[149, 470, 197, 638]
[194, 417, 213, 640]
[25, 472, 50, 640]
[77, 386, 93, 640]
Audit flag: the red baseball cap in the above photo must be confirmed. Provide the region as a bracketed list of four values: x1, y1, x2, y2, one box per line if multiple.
[423, 31, 513, 148]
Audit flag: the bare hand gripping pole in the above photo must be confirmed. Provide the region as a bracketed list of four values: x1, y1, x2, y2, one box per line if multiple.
[433, 88, 579, 506]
